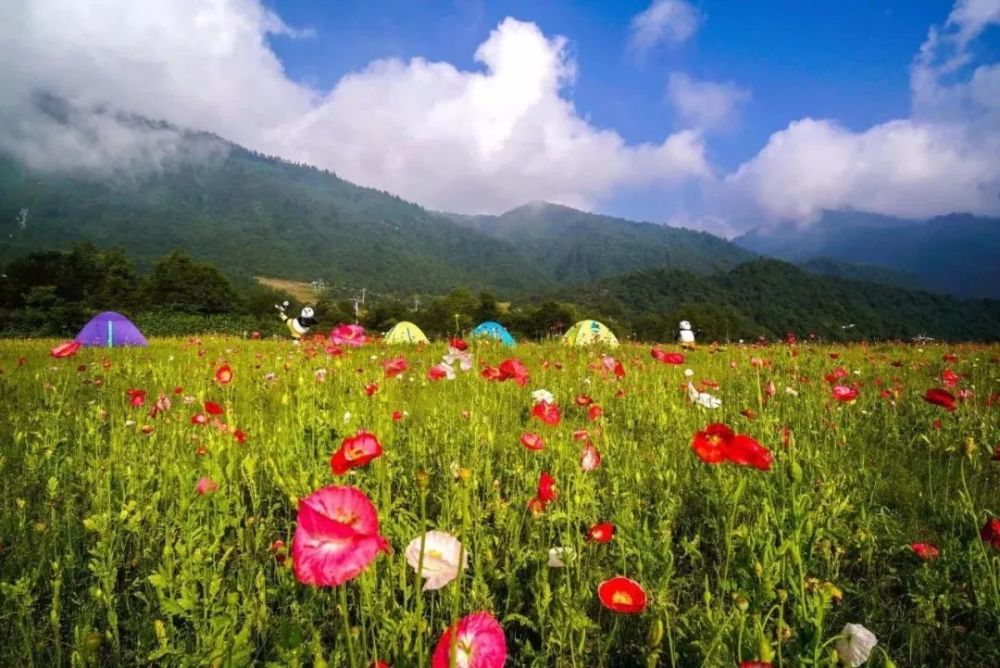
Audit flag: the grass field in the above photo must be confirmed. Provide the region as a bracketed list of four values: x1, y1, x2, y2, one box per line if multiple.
[1, 336, 998, 667]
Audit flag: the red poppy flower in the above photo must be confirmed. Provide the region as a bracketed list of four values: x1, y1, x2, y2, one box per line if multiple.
[526, 497, 545, 514]
[597, 576, 646, 614]
[941, 369, 959, 388]
[740, 662, 774, 668]
[384, 357, 408, 379]
[330, 431, 384, 475]
[204, 401, 224, 416]
[233, 429, 248, 444]
[832, 385, 859, 402]
[692, 423, 734, 464]
[587, 404, 603, 421]
[924, 388, 956, 411]
[520, 432, 545, 451]
[269, 539, 287, 565]
[933, 419, 942, 430]
[573, 429, 590, 442]
[537, 472, 557, 505]
[370, 662, 390, 668]
[725, 434, 774, 472]
[651, 348, 684, 365]
[480, 366, 502, 380]
[51, 341, 81, 358]
[392, 410, 404, 421]
[575, 394, 593, 406]
[427, 365, 448, 381]
[126, 388, 147, 407]
[498, 358, 530, 386]
[531, 401, 561, 426]
[449, 337, 468, 351]
[992, 444, 1000, 461]
[910, 543, 940, 560]
[191, 414, 208, 425]
[981, 518, 1000, 549]
[365, 383, 378, 396]
[215, 364, 233, 384]
[588, 522, 615, 543]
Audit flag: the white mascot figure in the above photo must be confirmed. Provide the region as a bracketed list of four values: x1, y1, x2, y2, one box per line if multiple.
[276, 301, 317, 340]
[678, 320, 696, 351]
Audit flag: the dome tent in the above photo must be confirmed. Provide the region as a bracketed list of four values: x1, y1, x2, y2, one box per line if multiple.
[75, 311, 148, 347]
[470, 321, 516, 347]
[384, 321, 429, 344]
[562, 319, 619, 347]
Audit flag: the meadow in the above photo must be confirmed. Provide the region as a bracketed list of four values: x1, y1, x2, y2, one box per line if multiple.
[0, 335, 998, 667]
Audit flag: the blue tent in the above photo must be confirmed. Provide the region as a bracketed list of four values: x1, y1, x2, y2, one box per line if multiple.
[471, 321, 516, 347]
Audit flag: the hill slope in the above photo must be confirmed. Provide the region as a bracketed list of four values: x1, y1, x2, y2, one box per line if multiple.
[735, 211, 1000, 299]
[557, 259, 1000, 341]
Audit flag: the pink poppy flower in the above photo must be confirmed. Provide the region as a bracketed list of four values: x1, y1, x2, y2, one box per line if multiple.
[330, 324, 368, 347]
[520, 432, 545, 451]
[51, 341, 81, 358]
[580, 443, 601, 471]
[832, 385, 859, 403]
[384, 357, 408, 379]
[292, 486, 390, 586]
[431, 611, 507, 668]
[196, 477, 218, 495]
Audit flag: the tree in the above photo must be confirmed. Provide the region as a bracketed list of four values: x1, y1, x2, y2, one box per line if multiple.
[143, 250, 241, 314]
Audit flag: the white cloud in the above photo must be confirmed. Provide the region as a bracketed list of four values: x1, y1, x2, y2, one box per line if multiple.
[667, 73, 750, 130]
[0, 2, 709, 215]
[723, 0, 1000, 226]
[629, 0, 702, 52]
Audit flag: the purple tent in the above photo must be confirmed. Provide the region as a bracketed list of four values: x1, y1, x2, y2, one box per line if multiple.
[75, 311, 148, 347]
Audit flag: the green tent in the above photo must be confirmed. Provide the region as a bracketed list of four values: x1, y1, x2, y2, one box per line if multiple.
[562, 319, 619, 347]
[384, 321, 429, 344]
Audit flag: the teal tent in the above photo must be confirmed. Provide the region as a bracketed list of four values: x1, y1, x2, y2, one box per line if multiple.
[471, 321, 516, 347]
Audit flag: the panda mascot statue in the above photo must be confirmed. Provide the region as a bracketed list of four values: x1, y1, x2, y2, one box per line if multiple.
[275, 301, 317, 340]
[678, 320, 697, 351]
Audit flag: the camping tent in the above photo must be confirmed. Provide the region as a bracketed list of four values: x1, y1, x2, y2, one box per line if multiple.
[384, 321, 429, 344]
[562, 319, 619, 347]
[75, 311, 148, 347]
[470, 321, 516, 347]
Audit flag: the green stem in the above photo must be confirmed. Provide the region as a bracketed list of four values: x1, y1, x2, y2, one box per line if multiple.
[339, 585, 357, 668]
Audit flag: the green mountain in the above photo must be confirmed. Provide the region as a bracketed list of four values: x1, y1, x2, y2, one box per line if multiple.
[553, 259, 1000, 342]
[449, 201, 753, 284]
[734, 211, 1000, 299]
[0, 143, 547, 295]
[0, 109, 750, 297]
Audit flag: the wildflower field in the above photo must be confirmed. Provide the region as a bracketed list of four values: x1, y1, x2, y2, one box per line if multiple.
[1, 336, 998, 667]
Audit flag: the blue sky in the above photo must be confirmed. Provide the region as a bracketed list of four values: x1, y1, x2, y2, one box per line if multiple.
[3, 0, 998, 233]
[266, 1, 953, 171]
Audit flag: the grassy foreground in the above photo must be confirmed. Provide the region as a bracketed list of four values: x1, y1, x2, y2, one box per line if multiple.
[0, 337, 998, 667]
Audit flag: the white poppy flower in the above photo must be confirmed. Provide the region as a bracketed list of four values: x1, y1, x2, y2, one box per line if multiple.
[531, 389, 555, 405]
[548, 547, 575, 567]
[684, 368, 695, 377]
[687, 382, 721, 409]
[835, 623, 877, 667]
[785, 386, 799, 396]
[404, 530, 468, 591]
